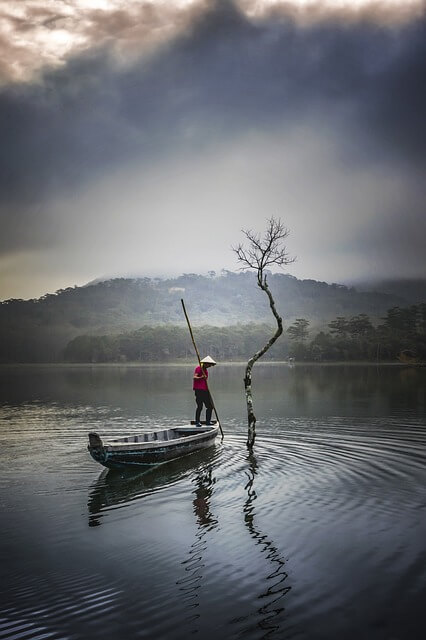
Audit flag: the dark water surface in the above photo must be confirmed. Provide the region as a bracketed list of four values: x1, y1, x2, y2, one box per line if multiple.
[0, 364, 425, 640]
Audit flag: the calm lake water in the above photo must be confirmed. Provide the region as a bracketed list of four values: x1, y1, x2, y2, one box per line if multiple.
[0, 363, 425, 640]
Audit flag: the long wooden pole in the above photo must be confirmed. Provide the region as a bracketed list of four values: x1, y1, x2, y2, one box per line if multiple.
[181, 299, 224, 439]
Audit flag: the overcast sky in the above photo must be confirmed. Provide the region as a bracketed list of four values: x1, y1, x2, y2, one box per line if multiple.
[1, 0, 425, 300]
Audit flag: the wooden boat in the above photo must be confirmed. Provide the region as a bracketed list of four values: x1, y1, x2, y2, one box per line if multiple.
[87, 422, 219, 469]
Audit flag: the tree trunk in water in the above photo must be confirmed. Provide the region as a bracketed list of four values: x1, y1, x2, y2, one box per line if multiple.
[244, 361, 257, 449]
[245, 275, 283, 449]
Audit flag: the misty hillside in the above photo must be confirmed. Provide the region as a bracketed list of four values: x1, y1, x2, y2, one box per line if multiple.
[1, 271, 420, 363]
[80, 271, 412, 325]
[351, 279, 426, 305]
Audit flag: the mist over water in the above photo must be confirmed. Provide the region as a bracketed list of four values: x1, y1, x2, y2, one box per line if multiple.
[0, 363, 425, 639]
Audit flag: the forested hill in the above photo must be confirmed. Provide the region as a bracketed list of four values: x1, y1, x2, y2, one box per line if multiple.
[0, 271, 421, 362]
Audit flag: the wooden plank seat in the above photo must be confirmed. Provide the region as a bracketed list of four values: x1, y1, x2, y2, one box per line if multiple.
[111, 429, 176, 444]
[108, 427, 211, 446]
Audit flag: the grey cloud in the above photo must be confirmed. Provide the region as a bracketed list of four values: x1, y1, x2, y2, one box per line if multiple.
[0, 0, 425, 260]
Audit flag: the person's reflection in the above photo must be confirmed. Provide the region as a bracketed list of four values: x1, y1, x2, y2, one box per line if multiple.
[193, 467, 217, 528]
[239, 452, 291, 639]
[177, 466, 218, 632]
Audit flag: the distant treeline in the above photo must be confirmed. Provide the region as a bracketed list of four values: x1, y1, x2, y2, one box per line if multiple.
[288, 305, 426, 363]
[64, 324, 280, 363]
[1, 272, 425, 363]
[63, 304, 426, 363]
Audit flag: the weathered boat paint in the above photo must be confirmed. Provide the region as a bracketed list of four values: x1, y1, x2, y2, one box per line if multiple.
[88, 424, 219, 469]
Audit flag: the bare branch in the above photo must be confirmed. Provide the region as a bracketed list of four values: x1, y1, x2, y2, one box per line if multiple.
[233, 217, 295, 279]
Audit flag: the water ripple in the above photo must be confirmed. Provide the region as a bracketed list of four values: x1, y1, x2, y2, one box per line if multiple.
[1, 367, 425, 640]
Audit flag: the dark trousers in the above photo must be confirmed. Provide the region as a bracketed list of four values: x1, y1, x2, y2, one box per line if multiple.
[195, 389, 213, 423]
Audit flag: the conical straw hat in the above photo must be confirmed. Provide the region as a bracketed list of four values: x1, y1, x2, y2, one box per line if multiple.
[200, 355, 216, 365]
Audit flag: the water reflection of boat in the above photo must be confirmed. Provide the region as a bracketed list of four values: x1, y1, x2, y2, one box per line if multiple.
[87, 423, 219, 469]
[88, 446, 218, 527]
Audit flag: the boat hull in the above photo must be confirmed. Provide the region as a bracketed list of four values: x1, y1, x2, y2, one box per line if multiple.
[88, 426, 219, 469]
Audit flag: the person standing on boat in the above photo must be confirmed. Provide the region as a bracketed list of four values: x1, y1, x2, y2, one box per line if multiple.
[193, 356, 216, 426]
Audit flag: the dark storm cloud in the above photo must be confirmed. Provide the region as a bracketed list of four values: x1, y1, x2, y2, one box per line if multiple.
[0, 0, 425, 253]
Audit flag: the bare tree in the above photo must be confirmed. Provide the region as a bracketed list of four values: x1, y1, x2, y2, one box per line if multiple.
[233, 217, 294, 449]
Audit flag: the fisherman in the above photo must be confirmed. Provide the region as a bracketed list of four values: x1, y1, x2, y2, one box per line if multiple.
[193, 356, 216, 427]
